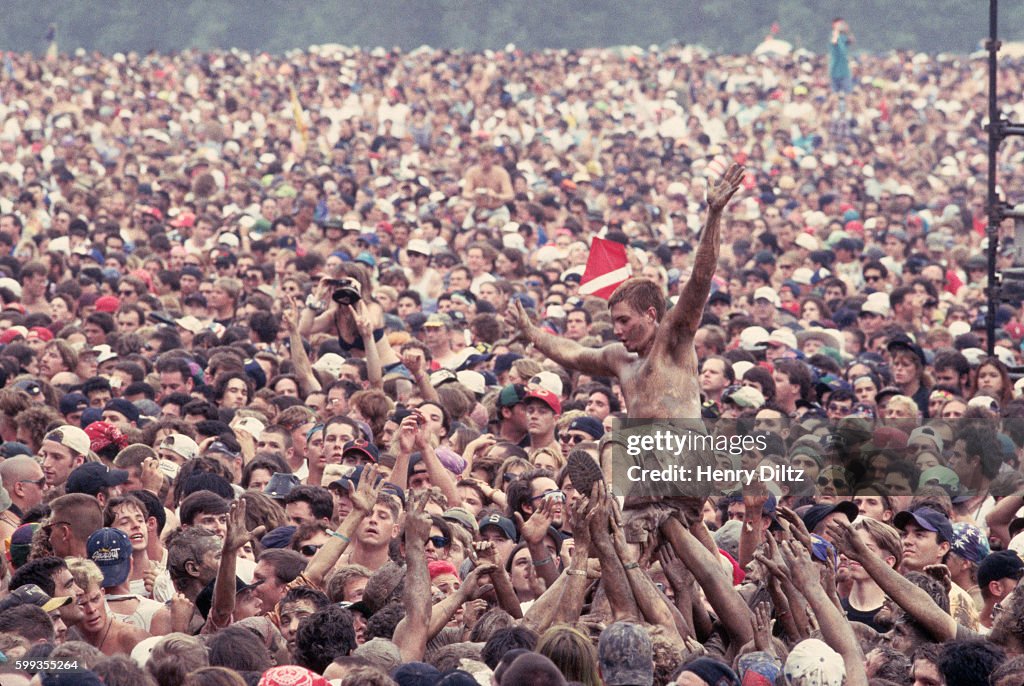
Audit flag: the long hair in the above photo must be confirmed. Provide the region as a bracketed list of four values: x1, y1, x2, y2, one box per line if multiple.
[536, 624, 601, 686]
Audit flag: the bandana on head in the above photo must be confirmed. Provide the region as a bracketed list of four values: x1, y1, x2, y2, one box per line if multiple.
[84, 421, 129, 453]
[257, 666, 330, 686]
[258, 667, 329, 686]
[737, 651, 782, 686]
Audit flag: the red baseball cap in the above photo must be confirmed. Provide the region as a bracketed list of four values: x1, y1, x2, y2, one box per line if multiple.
[94, 296, 120, 313]
[524, 384, 561, 415]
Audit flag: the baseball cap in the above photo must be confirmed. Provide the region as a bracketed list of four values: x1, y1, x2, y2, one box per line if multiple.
[442, 508, 480, 535]
[13, 379, 43, 397]
[424, 313, 452, 329]
[785, 639, 844, 686]
[9, 523, 39, 567]
[978, 550, 1024, 590]
[860, 295, 890, 317]
[87, 527, 133, 588]
[598, 622, 654, 686]
[478, 513, 517, 541]
[233, 417, 266, 441]
[524, 384, 561, 415]
[264, 472, 301, 500]
[721, 385, 766, 409]
[160, 433, 200, 461]
[342, 439, 380, 464]
[887, 334, 926, 367]
[678, 658, 740, 686]
[195, 576, 264, 619]
[497, 383, 528, 408]
[739, 326, 770, 351]
[104, 398, 140, 424]
[907, 426, 943, 453]
[59, 392, 89, 416]
[568, 415, 604, 439]
[95, 295, 120, 313]
[260, 525, 298, 549]
[406, 239, 431, 256]
[801, 502, 857, 535]
[312, 352, 346, 379]
[43, 425, 92, 457]
[530, 371, 564, 396]
[753, 286, 780, 307]
[0, 583, 73, 613]
[66, 462, 130, 497]
[893, 507, 954, 544]
[206, 440, 239, 459]
[919, 466, 960, 494]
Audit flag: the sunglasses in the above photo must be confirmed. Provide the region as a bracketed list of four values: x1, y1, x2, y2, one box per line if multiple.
[817, 476, 849, 490]
[19, 477, 46, 487]
[300, 544, 323, 557]
[559, 433, 587, 445]
[43, 520, 72, 537]
[503, 473, 521, 483]
[427, 536, 450, 549]
[119, 290, 135, 296]
[864, 275, 883, 282]
[530, 489, 565, 503]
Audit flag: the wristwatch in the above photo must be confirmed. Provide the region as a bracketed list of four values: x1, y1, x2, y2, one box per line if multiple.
[305, 294, 327, 313]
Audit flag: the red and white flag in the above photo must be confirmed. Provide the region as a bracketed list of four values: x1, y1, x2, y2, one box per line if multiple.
[579, 237, 632, 299]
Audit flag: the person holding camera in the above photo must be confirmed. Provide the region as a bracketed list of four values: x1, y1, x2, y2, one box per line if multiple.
[297, 266, 403, 374]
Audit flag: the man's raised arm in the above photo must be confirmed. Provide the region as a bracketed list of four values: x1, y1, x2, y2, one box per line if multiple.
[504, 300, 625, 377]
[664, 164, 744, 340]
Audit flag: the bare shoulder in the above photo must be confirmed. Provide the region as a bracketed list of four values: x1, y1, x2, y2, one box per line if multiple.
[600, 341, 634, 365]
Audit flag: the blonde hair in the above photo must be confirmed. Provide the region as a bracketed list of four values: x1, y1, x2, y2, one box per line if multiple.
[66, 556, 104, 590]
[885, 394, 919, 417]
[529, 445, 566, 472]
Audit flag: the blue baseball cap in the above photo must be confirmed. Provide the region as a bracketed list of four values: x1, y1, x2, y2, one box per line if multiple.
[87, 527, 133, 588]
[894, 507, 954, 544]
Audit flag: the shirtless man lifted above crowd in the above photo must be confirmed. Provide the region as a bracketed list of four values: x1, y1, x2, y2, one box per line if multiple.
[505, 163, 745, 420]
[462, 142, 514, 213]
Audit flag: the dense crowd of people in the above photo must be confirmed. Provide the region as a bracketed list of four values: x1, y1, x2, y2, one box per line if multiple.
[1, 28, 1024, 686]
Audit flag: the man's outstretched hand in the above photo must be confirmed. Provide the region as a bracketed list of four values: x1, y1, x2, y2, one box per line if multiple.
[503, 300, 534, 341]
[707, 163, 745, 212]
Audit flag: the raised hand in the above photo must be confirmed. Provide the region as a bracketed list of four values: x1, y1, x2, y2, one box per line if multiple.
[754, 532, 791, 584]
[751, 601, 775, 654]
[777, 506, 813, 551]
[570, 485, 595, 549]
[473, 540, 498, 566]
[224, 499, 266, 552]
[402, 348, 426, 378]
[515, 495, 556, 546]
[397, 413, 423, 454]
[825, 517, 868, 563]
[503, 300, 534, 339]
[350, 464, 382, 514]
[280, 303, 298, 333]
[349, 300, 374, 338]
[140, 456, 165, 494]
[779, 539, 819, 590]
[461, 562, 497, 600]
[656, 543, 692, 592]
[405, 493, 432, 545]
[707, 163, 745, 211]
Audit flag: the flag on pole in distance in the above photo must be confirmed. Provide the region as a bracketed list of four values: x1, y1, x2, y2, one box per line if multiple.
[579, 237, 632, 300]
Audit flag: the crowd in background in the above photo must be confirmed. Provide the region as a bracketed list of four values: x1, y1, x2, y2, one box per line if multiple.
[1, 33, 1024, 686]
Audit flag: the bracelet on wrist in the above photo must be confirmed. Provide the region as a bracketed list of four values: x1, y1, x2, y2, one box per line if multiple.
[566, 569, 587, 577]
[532, 556, 553, 567]
[327, 529, 350, 543]
[622, 562, 640, 570]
